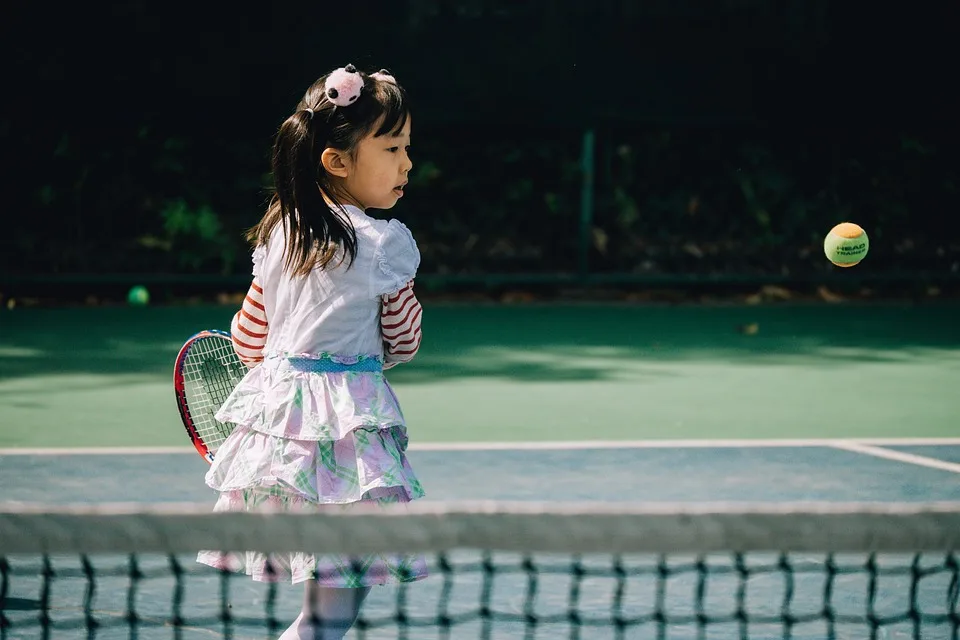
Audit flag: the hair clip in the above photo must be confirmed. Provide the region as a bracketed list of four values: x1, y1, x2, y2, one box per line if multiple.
[325, 64, 364, 107]
[371, 69, 397, 85]
[303, 108, 315, 119]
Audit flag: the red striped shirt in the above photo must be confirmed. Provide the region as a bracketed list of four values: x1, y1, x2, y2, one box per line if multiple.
[231, 277, 268, 366]
[381, 281, 422, 368]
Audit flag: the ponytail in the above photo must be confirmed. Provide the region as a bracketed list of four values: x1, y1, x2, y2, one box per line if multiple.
[250, 109, 358, 277]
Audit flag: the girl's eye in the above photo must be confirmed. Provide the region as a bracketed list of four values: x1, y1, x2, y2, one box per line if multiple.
[387, 147, 399, 153]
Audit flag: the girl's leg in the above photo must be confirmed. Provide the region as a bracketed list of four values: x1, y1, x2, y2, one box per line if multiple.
[279, 584, 371, 640]
[311, 586, 371, 639]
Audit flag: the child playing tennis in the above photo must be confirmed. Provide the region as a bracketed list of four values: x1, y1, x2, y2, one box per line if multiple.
[196, 64, 426, 640]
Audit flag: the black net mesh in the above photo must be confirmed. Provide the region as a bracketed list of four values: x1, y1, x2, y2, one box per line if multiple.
[2, 550, 958, 639]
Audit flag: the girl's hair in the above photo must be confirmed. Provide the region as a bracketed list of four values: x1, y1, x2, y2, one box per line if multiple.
[248, 66, 410, 277]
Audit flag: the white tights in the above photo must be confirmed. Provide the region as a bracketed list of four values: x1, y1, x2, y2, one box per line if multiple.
[278, 584, 371, 640]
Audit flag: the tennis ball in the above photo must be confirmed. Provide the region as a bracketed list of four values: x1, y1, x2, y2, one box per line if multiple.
[823, 222, 869, 267]
[127, 285, 150, 306]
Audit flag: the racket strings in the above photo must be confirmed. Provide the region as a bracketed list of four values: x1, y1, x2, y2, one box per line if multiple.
[182, 337, 245, 453]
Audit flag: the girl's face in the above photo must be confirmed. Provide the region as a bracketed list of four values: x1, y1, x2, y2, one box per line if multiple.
[337, 116, 412, 211]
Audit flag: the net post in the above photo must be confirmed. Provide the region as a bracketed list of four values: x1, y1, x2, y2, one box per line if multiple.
[578, 128, 596, 280]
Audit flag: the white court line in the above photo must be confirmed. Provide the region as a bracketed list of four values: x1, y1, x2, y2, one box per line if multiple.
[409, 438, 960, 451]
[2, 438, 960, 455]
[0, 446, 197, 456]
[830, 441, 960, 475]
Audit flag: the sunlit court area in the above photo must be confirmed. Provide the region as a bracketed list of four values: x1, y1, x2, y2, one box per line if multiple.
[2, 2, 959, 638]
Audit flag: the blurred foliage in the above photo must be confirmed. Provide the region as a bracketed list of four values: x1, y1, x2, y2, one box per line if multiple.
[137, 199, 237, 275]
[1, 0, 957, 282]
[588, 129, 959, 278]
[2, 124, 958, 279]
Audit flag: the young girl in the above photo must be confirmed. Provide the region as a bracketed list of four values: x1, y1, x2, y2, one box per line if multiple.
[196, 64, 426, 640]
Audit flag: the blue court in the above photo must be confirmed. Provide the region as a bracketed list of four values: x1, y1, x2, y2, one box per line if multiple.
[2, 442, 959, 639]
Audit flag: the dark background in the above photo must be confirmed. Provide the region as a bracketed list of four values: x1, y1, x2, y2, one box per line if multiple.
[2, 0, 958, 301]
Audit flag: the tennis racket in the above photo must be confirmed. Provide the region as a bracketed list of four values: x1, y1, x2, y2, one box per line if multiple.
[173, 330, 246, 463]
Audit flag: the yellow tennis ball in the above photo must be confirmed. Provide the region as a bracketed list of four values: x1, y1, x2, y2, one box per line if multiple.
[823, 222, 869, 267]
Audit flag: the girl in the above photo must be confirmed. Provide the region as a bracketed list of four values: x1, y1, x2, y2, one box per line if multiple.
[196, 64, 426, 640]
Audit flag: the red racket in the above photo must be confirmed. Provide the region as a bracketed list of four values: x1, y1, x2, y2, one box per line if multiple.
[173, 330, 246, 463]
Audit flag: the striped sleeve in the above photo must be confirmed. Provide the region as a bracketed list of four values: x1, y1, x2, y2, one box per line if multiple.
[230, 278, 268, 367]
[381, 280, 422, 369]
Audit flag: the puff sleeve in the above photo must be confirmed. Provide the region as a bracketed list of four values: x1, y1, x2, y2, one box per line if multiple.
[370, 220, 420, 298]
[251, 243, 267, 278]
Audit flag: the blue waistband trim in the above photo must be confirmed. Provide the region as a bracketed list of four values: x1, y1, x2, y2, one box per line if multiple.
[286, 356, 383, 373]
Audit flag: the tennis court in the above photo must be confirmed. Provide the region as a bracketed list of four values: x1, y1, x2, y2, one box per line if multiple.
[1, 302, 959, 638]
[2, 302, 958, 447]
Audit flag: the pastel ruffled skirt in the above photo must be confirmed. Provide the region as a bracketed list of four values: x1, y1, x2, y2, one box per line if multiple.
[196, 354, 428, 587]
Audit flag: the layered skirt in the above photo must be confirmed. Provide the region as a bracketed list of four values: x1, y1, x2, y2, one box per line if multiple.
[196, 353, 428, 587]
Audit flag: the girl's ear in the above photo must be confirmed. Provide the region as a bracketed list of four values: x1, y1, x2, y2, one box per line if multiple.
[321, 148, 350, 178]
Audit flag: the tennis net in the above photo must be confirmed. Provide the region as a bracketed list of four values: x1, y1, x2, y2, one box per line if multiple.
[1, 501, 958, 639]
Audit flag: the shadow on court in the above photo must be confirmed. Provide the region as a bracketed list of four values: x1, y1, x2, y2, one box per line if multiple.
[1, 302, 958, 384]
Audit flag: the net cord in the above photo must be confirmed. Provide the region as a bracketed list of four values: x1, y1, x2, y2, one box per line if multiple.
[2, 501, 959, 555]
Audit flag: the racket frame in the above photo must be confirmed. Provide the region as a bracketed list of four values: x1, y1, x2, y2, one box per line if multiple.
[173, 329, 239, 464]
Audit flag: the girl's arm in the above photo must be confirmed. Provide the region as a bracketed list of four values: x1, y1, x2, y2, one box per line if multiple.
[230, 278, 268, 367]
[381, 280, 422, 369]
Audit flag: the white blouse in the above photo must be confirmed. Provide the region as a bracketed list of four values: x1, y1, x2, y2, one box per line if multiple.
[252, 205, 420, 359]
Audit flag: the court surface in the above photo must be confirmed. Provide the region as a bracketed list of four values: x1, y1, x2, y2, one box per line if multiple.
[1, 302, 959, 638]
[2, 442, 960, 639]
[1, 302, 958, 447]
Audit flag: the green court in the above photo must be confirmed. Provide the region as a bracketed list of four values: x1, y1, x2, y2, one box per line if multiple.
[3, 302, 960, 639]
[1, 302, 957, 449]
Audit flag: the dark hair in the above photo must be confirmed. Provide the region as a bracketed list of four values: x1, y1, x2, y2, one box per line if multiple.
[248, 66, 410, 277]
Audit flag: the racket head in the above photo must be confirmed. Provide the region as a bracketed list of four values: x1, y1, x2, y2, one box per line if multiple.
[173, 329, 246, 463]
